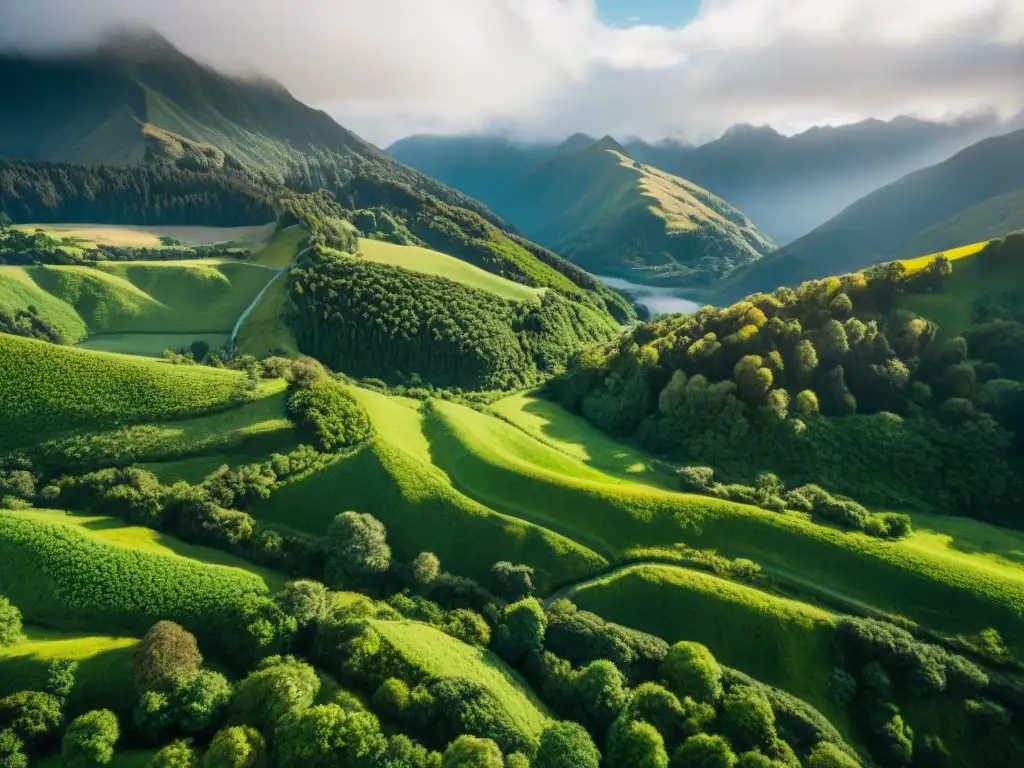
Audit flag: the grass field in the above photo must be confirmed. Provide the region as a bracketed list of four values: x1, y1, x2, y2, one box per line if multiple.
[251, 386, 606, 590]
[357, 238, 543, 303]
[899, 238, 1022, 334]
[0, 626, 137, 717]
[233, 265, 299, 358]
[75, 332, 230, 357]
[369, 618, 551, 736]
[13, 223, 275, 248]
[0, 335, 266, 450]
[31, 383, 293, 470]
[0, 265, 90, 343]
[420, 396, 1024, 653]
[565, 564, 845, 730]
[250, 226, 307, 268]
[898, 240, 990, 274]
[0, 509, 272, 637]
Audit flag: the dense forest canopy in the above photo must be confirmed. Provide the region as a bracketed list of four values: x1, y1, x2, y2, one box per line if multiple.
[555, 234, 1024, 526]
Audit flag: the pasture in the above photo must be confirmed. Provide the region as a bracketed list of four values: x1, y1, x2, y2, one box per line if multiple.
[369, 618, 552, 736]
[13, 222, 275, 248]
[0, 335, 264, 449]
[250, 226, 307, 268]
[357, 238, 543, 303]
[75, 332, 229, 357]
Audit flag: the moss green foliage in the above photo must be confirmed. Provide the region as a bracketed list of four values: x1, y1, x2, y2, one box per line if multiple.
[61, 709, 119, 766]
[288, 248, 620, 390]
[0, 335, 256, 450]
[287, 380, 372, 453]
[440, 735, 503, 768]
[273, 704, 386, 768]
[202, 725, 265, 768]
[661, 642, 724, 705]
[535, 721, 601, 768]
[132, 622, 203, 692]
[252, 386, 606, 590]
[557, 241, 1024, 525]
[607, 717, 670, 768]
[0, 510, 270, 654]
[228, 656, 320, 734]
[148, 739, 198, 768]
[0, 597, 21, 648]
[672, 733, 737, 768]
[324, 512, 392, 588]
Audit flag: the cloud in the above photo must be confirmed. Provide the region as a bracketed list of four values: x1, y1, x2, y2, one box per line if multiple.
[0, 0, 1022, 145]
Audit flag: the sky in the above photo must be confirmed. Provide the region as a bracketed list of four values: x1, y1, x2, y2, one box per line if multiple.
[1, 0, 1023, 147]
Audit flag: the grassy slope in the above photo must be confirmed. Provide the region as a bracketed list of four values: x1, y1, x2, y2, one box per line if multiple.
[11, 508, 285, 590]
[13, 223, 275, 248]
[0, 265, 89, 343]
[249, 226, 307, 268]
[0, 334, 261, 449]
[0, 627, 137, 718]
[357, 238, 543, 304]
[911, 189, 1024, 255]
[251, 386, 606, 590]
[566, 564, 845, 731]
[0, 509, 271, 636]
[422, 397, 1024, 653]
[75, 332, 230, 357]
[369, 618, 551, 736]
[898, 239, 1024, 334]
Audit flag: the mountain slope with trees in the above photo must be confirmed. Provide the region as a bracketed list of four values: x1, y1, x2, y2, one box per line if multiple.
[709, 128, 1024, 304]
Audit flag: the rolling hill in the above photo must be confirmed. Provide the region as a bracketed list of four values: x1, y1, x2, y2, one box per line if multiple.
[708, 128, 1024, 303]
[393, 134, 774, 289]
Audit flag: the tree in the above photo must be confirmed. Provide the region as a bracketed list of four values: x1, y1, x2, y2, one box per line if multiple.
[274, 704, 386, 768]
[443, 609, 491, 647]
[605, 718, 669, 768]
[324, 512, 391, 587]
[489, 562, 536, 602]
[0, 729, 27, 768]
[202, 726, 266, 768]
[229, 657, 320, 733]
[380, 734, 442, 768]
[274, 581, 329, 627]
[535, 721, 600, 768]
[133, 622, 203, 691]
[794, 390, 819, 418]
[286, 357, 325, 389]
[190, 340, 211, 363]
[441, 736, 503, 768]
[148, 740, 198, 768]
[61, 710, 119, 767]
[805, 742, 859, 768]
[735, 753, 786, 768]
[495, 598, 547, 663]
[720, 687, 775, 752]
[46, 659, 78, 702]
[733, 356, 773, 404]
[671, 734, 736, 768]
[0, 691, 63, 746]
[173, 670, 232, 734]
[661, 643, 723, 703]
[626, 683, 693, 748]
[217, 594, 297, 668]
[412, 553, 441, 586]
[571, 660, 630, 733]
[0, 598, 22, 647]
[287, 380, 372, 452]
[373, 679, 411, 721]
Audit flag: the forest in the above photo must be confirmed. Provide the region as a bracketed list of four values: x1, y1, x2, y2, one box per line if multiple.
[288, 248, 621, 391]
[555, 234, 1024, 526]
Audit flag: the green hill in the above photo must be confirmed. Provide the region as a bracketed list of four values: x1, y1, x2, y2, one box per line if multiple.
[710, 128, 1024, 303]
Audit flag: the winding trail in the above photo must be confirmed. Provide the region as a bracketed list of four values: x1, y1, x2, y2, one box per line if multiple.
[230, 246, 311, 347]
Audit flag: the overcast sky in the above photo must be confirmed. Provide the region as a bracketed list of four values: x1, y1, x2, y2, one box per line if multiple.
[1, 0, 1023, 147]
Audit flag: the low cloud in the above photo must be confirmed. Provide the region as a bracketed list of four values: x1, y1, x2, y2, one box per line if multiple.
[1, 0, 1022, 145]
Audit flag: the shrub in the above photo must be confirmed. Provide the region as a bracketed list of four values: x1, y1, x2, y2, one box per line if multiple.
[826, 669, 856, 707]
[569, 660, 630, 733]
[441, 735, 503, 768]
[61, 710, 119, 767]
[287, 380, 372, 452]
[229, 657, 320, 733]
[148, 739, 198, 768]
[274, 704, 387, 768]
[671, 734, 736, 768]
[374, 679, 411, 721]
[0, 597, 22, 647]
[489, 562, 536, 602]
[720, 687, 776, 752]
[324, 512, 392, 588]
[443, 609, 491, 647]
[495, 599, 547, 663]
[134, 671, 231, 738]
[0, 691, 63, 746]
[625, 684, 695, 749]
[380, 734, 442, 768]
[535, 721, 600, 768]
[0, 728, 27, 768]
[46, 659, 78, 702]
[412, 553, 441, 586]
[134, 622, 203, 691]
[677, 467, 716, 493]
[661, 642, 723, 704]
[274, 581, 329, 628]
[805, 742, 859, 768]
[605, 717, 669, 768]
[202, 725, 266, 768]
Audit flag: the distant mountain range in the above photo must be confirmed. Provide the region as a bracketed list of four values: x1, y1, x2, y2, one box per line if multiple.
[391, 114, 1021, 247]
[390, 133, 774, 289]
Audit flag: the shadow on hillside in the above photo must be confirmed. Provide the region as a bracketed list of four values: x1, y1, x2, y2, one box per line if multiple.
[913, 513, 1024, 566]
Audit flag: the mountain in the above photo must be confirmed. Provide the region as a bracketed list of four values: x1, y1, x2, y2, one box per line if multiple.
[709, 127, 1024, 304]
[391, 134, 774, 288]
[625, 114, 1021, 244]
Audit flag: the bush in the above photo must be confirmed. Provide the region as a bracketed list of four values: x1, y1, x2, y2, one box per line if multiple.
[826, 669, 856, 707]
[324, 512, 392, 588]
[287, 380, 372, 452]
[0, 691, 63, 747]
[441, 735, 503, 768]
[412, 553, 441, 587]
[489, 562, 536, 602]
[374, 679, 411, 721]
[274, 704, 387, 768]
[805, 742, 859, 768]
[677, 467, 716, 493]
[0, 728, 27, 768]
[202, 725, 266, 768]
[568, 660, 630, 734]
[624, 684, 701, 749]
[134, 622, 203, 691]
[61, 710, 119, 767]
[274, 581, 329, 628]
[720, 687, 776, 752]
[661, 642, 723, 704]
[495, 599, 547, 664]
[134, 671, 231, 738]
[229, 657, 320, 733]
[535, 721, 600, 768]
[0, 597, 22, 647]
[605, 717, 669, 768]
[148, 739, 198, 768]
[671, 734, 736, 768]
[443, 609, 491, 647]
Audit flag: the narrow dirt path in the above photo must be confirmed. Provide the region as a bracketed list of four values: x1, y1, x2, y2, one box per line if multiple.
[230, 246, 311, 346]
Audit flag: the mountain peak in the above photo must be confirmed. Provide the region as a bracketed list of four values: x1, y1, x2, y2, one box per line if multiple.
[592, 135, 629, 156]
[556, 133, 597, 155]
[94, 25, 184, 62]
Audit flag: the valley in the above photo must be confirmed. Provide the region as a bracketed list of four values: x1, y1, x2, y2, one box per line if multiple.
[1, 25, 1023, 768]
